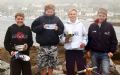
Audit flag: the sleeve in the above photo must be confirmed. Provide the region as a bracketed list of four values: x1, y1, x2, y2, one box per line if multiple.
[56, 18, 64, 35]
[109, 25, 118, 53]
[85, 25, 92, 51]
[59, 33, 66, 44]
[82, 24, 88, 45]
[4, 27, 14, 53]
[27, 27, 33, 50]
[31, 18, 45, 34]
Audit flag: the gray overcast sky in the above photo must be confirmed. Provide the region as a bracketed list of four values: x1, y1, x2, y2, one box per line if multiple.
[0, 0, 119, 4]
[0, 0, 120, 10]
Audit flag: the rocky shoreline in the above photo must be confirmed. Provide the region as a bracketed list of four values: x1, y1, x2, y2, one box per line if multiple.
[0, 45, 120, 75]
[112, 22, 120, 26]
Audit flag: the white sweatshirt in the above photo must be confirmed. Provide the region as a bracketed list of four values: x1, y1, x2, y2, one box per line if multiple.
[61, 19, 87, 50]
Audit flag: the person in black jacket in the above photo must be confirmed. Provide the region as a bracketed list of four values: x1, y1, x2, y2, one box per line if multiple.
[86, 8, 118, 75]
[31, 4, 64, 75]
[4, 12, 33, 75]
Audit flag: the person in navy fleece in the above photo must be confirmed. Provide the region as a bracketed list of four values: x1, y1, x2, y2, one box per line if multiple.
[31, 4, 64, 75]
[86, 8, 118, 75]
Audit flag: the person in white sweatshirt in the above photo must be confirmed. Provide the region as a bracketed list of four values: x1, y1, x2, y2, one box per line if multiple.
[61, 8, 87, 75]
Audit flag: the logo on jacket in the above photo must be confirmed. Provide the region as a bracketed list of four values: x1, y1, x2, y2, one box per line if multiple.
[16, 32, 25, 40]
[74, 32, 79, 36]
[104, 32, 110, 35]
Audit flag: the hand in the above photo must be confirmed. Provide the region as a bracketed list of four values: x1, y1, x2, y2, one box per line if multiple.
[80, 43, 85, 48]
[11, 51, 16, 56]
[54, 25, 58, 31]
[108, 52, 113, 58]
[23, 44, 28, 50]
[65, 37, 72, 43]
[43, 24, 48, 29]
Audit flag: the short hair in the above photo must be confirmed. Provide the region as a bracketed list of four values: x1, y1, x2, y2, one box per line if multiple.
[97, 8, 107, 16]
[68, 8, 77, 14]
[44, 4, 55, 11]
[15, 12, 24, 19]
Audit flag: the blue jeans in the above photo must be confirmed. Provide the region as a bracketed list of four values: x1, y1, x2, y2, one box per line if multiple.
[91, 51, 110, 75]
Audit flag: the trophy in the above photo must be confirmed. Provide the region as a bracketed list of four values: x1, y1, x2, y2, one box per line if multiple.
[15, 51, 30, 61]
[65, 31, 74, 43]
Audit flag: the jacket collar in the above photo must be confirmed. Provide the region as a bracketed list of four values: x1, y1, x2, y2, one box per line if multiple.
[43, 13, 55, 19]
[94, 19, 107, 27]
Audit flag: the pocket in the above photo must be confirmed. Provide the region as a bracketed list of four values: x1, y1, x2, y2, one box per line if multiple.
[103, 32, 110, 41]
[103, 31, 110, 38]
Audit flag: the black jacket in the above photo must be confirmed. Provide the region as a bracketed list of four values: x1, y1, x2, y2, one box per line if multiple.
[4, 24, 33, 55]
[86, 21, 118, 53]
[31, 15, 64, 46]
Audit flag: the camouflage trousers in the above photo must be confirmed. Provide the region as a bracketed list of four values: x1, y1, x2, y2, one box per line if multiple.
[37, 46, 58, 71]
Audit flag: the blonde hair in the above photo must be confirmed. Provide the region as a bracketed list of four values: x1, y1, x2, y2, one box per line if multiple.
[97, 8, 107, 16]
[44, 4, 55, 11]
[15, 12, 24, 19]
[68, 8, 77, 14]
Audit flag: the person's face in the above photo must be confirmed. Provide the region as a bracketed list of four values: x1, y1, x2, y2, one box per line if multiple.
[68, 10, 77, 22]
[15, 16, 24, 26]
[97, 13, 107, 23]
[45, 9, 55, 16]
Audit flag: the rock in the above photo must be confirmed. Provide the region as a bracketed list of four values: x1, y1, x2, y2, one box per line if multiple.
[53, 70, 65, 75]
[116, 65, 120, 74]
[109, 65, 120, 75]
[31, 65, 65, 75]
[109, 59, 120, 75]
[0, 60, 10, 75]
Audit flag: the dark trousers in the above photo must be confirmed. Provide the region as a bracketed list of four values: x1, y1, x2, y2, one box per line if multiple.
[10, 58, 32, 75]
[65, 50, 86, 75]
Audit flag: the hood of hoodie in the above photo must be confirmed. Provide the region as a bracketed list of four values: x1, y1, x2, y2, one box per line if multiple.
[66, 19, 81, 25]
[13, 24, 25, 28]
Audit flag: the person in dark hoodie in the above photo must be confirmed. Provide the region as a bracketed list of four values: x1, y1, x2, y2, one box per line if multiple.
[86, 8, 118, 75]
[4, 12, 33, 75]
[31, 4, 64, 75]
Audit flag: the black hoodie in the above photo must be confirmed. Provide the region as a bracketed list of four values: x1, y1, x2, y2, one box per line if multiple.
[86, 21, 118, 53]
[31, 14, 64, 46]
[4, 24, 33, 55]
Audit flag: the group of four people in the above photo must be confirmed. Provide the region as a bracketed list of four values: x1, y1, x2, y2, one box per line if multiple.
[4, 4, 118, 75]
